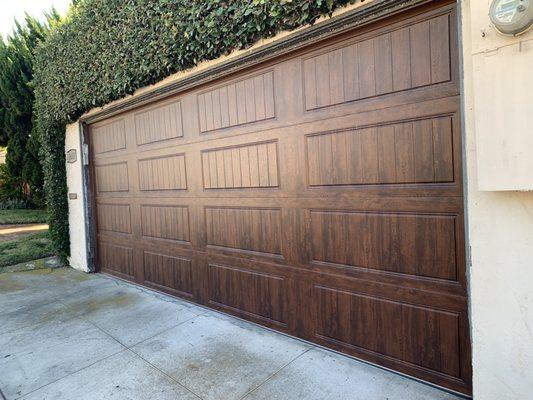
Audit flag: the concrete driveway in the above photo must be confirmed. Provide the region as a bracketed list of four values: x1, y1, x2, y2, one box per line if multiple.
[0, 268, 463, 400]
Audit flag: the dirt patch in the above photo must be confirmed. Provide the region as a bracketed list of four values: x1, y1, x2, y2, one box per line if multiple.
[66, 290, 141, 316]
[56, 268, 92, 283]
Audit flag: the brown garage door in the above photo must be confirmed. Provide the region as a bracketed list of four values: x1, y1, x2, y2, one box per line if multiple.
[88, 1, 470, 394]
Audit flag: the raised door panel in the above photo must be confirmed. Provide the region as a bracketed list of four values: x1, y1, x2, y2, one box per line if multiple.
[306, 116, 455, 186]
[198, 71, 275, 133]
[143, 251, 193, 297]
[314, 285, 461, 378]
[97, 204, 132, 234]
[134, 100, 184, 145]
[92, 119, 126, 154]
[141, 205, 190, 242]
[95, 163, 129, 193]
[309, 210, 458, 281]
[303, 13, 452, 110]
[208, 263, 289, 328]
[205, 207, 282, 257]
[202, 141, 279, 189]
[138, 154, 187, 191]
[99, 241, 134, 278]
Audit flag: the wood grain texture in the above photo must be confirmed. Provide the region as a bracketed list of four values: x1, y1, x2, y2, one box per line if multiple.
[138, 154, 187, 190]
[91, 119, 126, 154]
[135, 100, 184, 145]
[310, 210, 457, 280]
[88, 2, 470, 394]
[303, 13, 451, 110]
[306, 116, 454, 186]
[141, 205, 190, 242]
[205, 207, 282, 256]
[143, 251, 193, 296]
[95, 162, 129, 192]
[99, 241, 134, 278]
[198, 71, 275, 132]
[202, 141, 279, 189]
[315, 285, 461, 377]
[97, 204, 132, 234]
[208, 263, 288, 327]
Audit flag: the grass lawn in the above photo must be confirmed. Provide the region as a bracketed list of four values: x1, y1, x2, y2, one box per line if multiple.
[0, 231, 54, 268]
[0, 209, 48, 224]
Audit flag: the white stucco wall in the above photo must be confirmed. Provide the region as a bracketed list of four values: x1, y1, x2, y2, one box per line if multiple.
[65, 122, 89, 272]
[461, 1, 533, 399]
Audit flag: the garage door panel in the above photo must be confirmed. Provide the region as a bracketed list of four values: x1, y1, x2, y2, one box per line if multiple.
[90, 1, 470, 394]
[207, 262, 290, 329]
[96, 203, 132, 235]
[205, 206, 283, 258]
[306, 115, 455, 187]
[142, 251, 194, 298]
[138, 153, 187, 191]
[95, 162, 129, 193]
[134, 99, 184, 145]
[313, 284, 462, 378]
[91, 118, 127, 154]
[303, 9, 454, 112]
[98, 241, 135, 279]
[140, 204, 190, 243]
[309, 210, 458, 281]
[198, 70, 275, 133]
[201, 140, 279, 189]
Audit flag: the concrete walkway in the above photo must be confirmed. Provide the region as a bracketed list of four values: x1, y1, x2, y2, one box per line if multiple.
[0, 224, 48, 242]
[0, 268, 463, 400]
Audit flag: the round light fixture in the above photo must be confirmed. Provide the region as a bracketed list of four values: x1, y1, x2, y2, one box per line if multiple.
[489, 0, 533, 35]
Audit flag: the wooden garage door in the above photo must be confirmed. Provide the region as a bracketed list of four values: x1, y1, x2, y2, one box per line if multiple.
[88, 1, 471, 395]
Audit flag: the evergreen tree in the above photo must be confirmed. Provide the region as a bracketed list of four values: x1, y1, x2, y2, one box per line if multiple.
[0, 11, 60, 206]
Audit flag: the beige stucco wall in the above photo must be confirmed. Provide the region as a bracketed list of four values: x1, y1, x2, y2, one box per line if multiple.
[469, 2, 533, 190]
[461, 1, 533, 399]
[65, 122, 89, 272]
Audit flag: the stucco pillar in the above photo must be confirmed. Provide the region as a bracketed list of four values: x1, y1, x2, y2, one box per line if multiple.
[461, 1, 533, 399]
[65, 122, 89, 272]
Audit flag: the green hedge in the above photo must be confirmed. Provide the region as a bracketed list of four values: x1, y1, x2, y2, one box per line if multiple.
[34, 0, 351, 261]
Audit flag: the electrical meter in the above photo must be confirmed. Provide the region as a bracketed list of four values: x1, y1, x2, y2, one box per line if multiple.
[489, 0, 533, 35]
